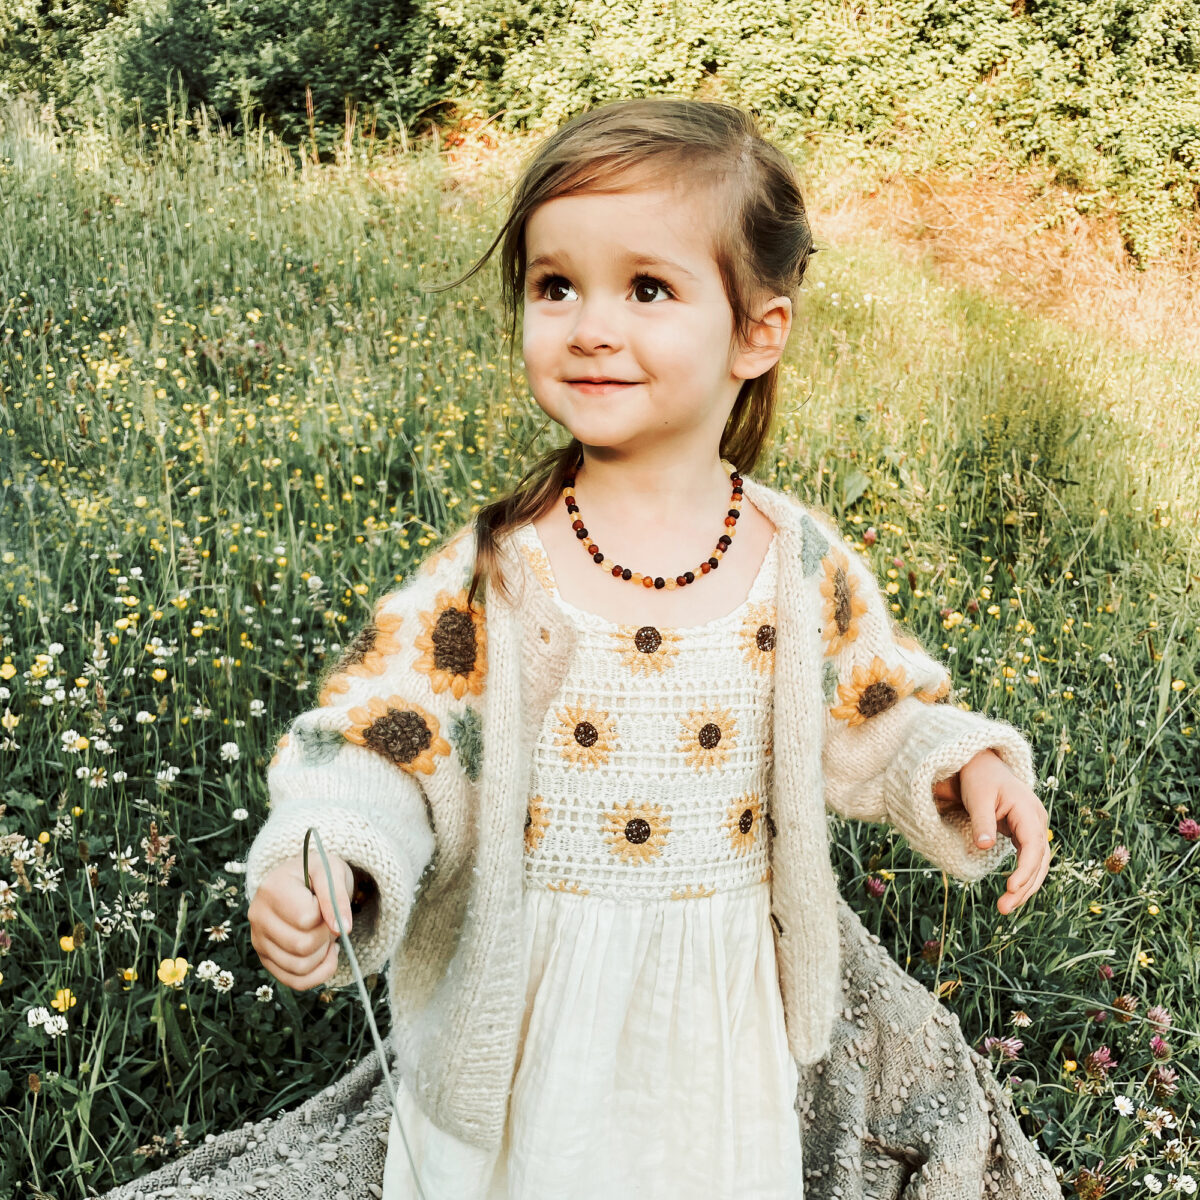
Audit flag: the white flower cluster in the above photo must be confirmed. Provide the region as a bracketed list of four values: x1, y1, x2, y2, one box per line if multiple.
[26, 1006, 68, 1039]
[195, 960, 235, 993]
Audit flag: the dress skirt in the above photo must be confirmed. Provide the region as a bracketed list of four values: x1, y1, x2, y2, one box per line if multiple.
[382, 882, 804, 1199]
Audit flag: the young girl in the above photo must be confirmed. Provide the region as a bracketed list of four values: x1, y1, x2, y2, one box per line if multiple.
[102, 99, 1059, 1200]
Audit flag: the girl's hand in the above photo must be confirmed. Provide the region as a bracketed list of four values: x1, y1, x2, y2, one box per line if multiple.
[932, 749, 1052, 915]
[248, 850, 355, 990]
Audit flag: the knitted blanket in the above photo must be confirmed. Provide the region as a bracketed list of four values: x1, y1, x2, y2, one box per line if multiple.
[95, 896, 1064, 1200]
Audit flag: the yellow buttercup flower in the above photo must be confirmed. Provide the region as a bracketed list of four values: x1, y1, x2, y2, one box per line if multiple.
[157, 957, 190, 987]
[59, 935, 75, 952]
[51, 988, 76, 1012]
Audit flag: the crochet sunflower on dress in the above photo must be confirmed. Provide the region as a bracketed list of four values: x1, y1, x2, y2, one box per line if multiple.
[829, 656, 914, 726]
[554, 704, 619, 768]
[738, 602, 776, 673]
[820, 549, 869, 656]
[724, 792, 764, 856]
[525, 795, 551, 854]
[413, 587, 487, 700]
[602, 800, 671, 865]
[318, 599, 406, 705]
[614, 624, 682, 675]
[343, 695, 451, 776]
[679, 705, 738, 770]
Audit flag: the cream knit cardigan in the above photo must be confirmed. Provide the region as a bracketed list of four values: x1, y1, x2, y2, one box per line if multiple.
[244, 471, 1037, 1153]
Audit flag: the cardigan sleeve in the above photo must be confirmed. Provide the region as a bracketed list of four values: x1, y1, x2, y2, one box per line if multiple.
[244, 607, 437, 990]
[811, 514, 1037, 883]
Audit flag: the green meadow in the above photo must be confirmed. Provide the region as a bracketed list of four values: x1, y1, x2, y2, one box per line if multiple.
[1, 100, 1198, 1198]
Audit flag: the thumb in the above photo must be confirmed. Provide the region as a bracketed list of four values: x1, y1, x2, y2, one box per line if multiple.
[311, 854, 354, 936]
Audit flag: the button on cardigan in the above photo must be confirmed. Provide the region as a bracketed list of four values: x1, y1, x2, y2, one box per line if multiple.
[244, 471, 1038, 1153]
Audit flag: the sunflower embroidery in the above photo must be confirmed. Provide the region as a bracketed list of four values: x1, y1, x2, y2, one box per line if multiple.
[319, 601, 406, 704]
[820, 550, 869, 657]
[602, 800, 671, 865]
[738, 602, 777, 674]
[679, 705, 737, 770]
[268, 732, 290, 769]
[420, 528, 470, 577]
[830, 656, 914, 726]
[615, 624, 682, 676]
[547, 879, 590, 895]
[671, 883, 716, 900]
[344, 695, 451, 775]
[413, 587, 487, 700]
[553, 704, 619, 768]
[518, 541, 557, 597]
[525, 794, 551, 854]
[915, 675, 952, 704]
[724, 792, 764, 856]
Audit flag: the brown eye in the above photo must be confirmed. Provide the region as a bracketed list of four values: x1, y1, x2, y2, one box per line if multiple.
[633, 277, 670, 303]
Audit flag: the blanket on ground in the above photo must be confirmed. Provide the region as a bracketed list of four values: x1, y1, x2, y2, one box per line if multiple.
[94, 896, 1063, 1200]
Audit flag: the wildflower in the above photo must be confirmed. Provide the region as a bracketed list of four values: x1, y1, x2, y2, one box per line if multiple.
[157, 957, 189, 987]
[920, 938, 941, 963]
[1179, 818, 1200, 841]
[206, 920, 231, 943]
[1097, 963, 1114, 981]
[1144, 1109, 1171, 1137]
[1113, 1095, 1135, 1117]
[1083, 1046, 1116, 1080]
[1148, 1065, 1178, 1100]
[865, 876, 885, 899]
[110, 845, 138, 874]
[1072, 1163, 1109, 1200]
[26, 1005, 51, 1027]
[195, 959, 219, 982]
[1104, 846, 1130, 873]
[1146, 1004, 1172, 1033]
[224, 860, 246, 875]
[231, 807, 249, 821]
[1162, 1139, 1184, 1164]
[1010, 1010, 1033, 1027]
[50, 988, 76, 1012]
[219, 742, 241, 763]
[1150, 1035, 1171, 1060]
[1175, 1175, 1197, 1196]
[1144, 1175, 1163, 1194]
[982, 1036, 1023, 1061]
[1112, 994, 1138, 1022]
[213, 970, 235, 993]
[42, 1014, 68, 1039]
[255, 984, 274, 1003]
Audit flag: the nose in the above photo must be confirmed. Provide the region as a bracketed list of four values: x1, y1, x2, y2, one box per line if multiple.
[568, 294, 622, 354]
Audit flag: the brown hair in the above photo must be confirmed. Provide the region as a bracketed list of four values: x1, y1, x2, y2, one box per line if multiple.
[427, 97, 817, 610]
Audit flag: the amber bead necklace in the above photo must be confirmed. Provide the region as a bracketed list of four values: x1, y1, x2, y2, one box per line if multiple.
[562, 453, 742, 590]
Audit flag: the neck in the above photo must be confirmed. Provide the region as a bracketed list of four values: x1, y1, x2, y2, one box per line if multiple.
[568, 449, 737, 530]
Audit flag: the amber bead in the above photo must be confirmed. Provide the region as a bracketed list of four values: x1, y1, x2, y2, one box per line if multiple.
[642, 576, 654, 588]
[571, 518, 584, 530]
[676, 575, 687, 587]
[700, 562, 711, 574]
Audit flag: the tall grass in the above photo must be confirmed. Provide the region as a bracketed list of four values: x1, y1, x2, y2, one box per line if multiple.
[1, 99, 1197, 1198]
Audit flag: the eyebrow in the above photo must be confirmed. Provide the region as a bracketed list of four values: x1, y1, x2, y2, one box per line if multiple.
[526, 252, 700, 282]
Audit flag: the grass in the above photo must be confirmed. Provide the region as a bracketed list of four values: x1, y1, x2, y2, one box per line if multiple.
[0, 96, 1197, 1198]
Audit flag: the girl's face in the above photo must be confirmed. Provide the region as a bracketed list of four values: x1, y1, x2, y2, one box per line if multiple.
[520, 180, 790, 462]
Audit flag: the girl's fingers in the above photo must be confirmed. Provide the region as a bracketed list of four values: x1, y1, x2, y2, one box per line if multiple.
[259, 940, 339, 990]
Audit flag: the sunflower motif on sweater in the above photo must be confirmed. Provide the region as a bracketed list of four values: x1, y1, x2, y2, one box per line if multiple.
[318, 600, 406, 705]
[820, 548, 869, 656]
[413, 587, 487, 700]
[343, 694, 451, 776]
[829, 656, 915, 726]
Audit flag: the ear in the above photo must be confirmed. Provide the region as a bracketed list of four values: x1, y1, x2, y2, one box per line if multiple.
[731, 295, 792, 381]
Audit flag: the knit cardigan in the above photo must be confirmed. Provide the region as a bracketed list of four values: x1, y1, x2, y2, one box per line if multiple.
[243, 470, 1038, 1154]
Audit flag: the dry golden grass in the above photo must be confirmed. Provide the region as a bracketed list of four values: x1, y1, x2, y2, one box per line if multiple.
[810, 159, 1200, 365]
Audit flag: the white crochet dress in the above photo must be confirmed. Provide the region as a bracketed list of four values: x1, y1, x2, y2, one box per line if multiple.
[382, 521, 803, 1200]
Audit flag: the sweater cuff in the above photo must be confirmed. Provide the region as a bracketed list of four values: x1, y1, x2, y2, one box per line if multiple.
[245, 800, 433, 988]
[881, 702, 1036, 883]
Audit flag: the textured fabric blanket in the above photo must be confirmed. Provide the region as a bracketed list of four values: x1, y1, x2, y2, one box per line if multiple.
[94, 896, 1063, 1199]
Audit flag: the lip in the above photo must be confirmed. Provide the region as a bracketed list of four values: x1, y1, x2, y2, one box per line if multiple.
[566, 379, 639, 394]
